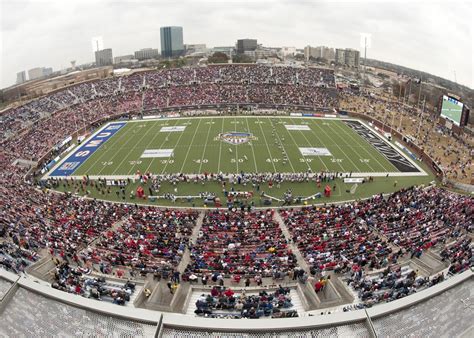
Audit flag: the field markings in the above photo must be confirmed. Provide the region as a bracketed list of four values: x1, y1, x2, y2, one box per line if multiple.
[256, 116, 277, 172]
[143, 119, 181, 174]
[245, 117, 259, 172]
[308, 119, 360, 172]
[288, 117, 329, 172]
[76, 123, 137, 175]
[178, 119, 202, 173]
[270, 118, 296, 173]
[217, 118, 225, 173]
[323, 120, 376, 172]
[234, 116, 239, 173]
[332, 121, 398, 173]
[110, 121, 160, 175]
[199, 117, 214, 173]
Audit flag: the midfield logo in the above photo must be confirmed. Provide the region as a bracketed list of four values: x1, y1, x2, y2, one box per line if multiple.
[216, 132, 257, 145]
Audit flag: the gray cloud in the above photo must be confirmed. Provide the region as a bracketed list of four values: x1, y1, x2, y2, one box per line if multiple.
[1, 0, 472, 89]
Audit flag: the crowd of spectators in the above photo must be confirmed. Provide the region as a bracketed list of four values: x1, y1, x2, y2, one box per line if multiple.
[80, 207, 198, 275]
[1, 65, 337, 151]
[281, 186, 472, 273]
[440, 237, 472, 275]
[194, 285, 297, 318]
[0, 241, 39, 274]
[52, 261, 136, 305]
[347, 264, 446, 308]
[340, 90, 473, 184]
[280, 202, 396, 273]
[187, 209, 297, 279]
[363, 186, 473, 254]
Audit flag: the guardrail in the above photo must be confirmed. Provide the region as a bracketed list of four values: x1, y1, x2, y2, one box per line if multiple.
[1, 268, 472, 337]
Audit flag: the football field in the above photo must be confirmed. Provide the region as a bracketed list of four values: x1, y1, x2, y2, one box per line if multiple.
[48, 116, 425, 178]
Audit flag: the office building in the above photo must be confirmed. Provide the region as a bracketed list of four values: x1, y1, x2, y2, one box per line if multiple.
[16, 71, 27, 84]
[335, 48, 360, 67]
[184, 44, 207, 55]
[28, 67, 53, 81]
[114, 55, 135, 64]
[304, 46, 335, 61]
[95, 48, 113, 66]
[236, 39, 257, 54]
[134, 48, 159, 60]
[344, 48, 360, 68]
[279, 47, 297, 57]
[160, 26, 184, 58]
[211, 46, 234, 58]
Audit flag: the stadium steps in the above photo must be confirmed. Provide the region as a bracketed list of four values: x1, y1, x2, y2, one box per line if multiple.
[274, 212, 311, 273]
[289, 288, 305, 315]
[329, 274, 356, 305]
[410, 257, 433, 276]
[171, 283, 191, 313]
[26, 252, 56, 283]
[128, 289, 142, 307]
[144, 281, 174, 311]
[185, 290, 202, 315]
[190, 212, 205, 245]
[419, 251, 448, 274]
[313, 278, 353, 309]
[297, 281, 320, 310]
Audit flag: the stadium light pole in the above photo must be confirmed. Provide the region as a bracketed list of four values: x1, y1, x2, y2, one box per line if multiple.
[417, 75, 423, 109]
[416, 96, 426, 142]
[406, 79, 412, 106]
[391, 110, 396, 133]
[398, 112, 403, 132]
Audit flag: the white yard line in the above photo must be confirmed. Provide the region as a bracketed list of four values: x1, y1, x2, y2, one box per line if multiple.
[331, 121, 393, 172]
[233, 117, 239, 173]
[199, 118, 214, 173]
[271, 118, 296, 173]
[287, 117, 326, 171]
[245, 117, 258, 172]
[217, 118, 224, 173]
[178, 119, 202, 173]
[324, 121, 376, 172]
[307, 119, 360, 172]
[256, 116, 277, 172]
[59, 171, 428, 181]
[110, 121, 160, 175]
[143, 119, 181, 174]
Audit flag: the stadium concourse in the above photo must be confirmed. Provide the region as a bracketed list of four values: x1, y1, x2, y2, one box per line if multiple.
[0, 64, 473, 336]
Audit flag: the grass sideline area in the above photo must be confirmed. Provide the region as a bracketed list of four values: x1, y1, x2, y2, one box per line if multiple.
[51, 173, 436, 208]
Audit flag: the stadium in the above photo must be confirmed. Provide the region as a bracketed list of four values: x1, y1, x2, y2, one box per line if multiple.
[1, 62, 472, 337]
[1, 3, 473, 337]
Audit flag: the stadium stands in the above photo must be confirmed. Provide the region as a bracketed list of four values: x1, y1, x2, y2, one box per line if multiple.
[0, 64, 472, 330]
[186, 209, 297, 279]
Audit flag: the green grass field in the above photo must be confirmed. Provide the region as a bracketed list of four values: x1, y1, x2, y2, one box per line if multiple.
[68, 116, 404, 177]
[47, 115, 436, 207]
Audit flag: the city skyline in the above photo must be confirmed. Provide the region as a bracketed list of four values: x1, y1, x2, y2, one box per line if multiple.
[1, 0, 472, 89]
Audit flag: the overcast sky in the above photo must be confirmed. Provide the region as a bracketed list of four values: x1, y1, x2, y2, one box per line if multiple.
[1, 0, 473, 89]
